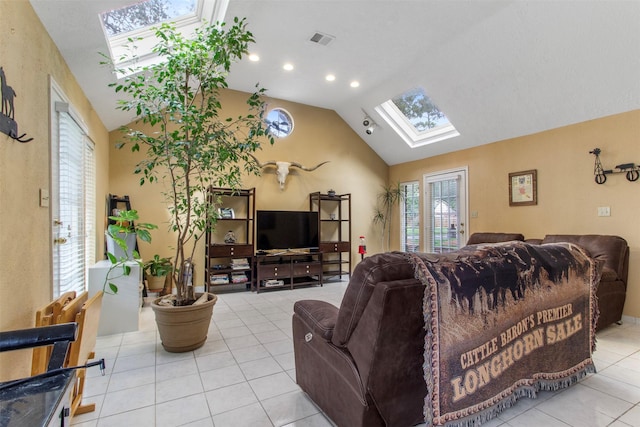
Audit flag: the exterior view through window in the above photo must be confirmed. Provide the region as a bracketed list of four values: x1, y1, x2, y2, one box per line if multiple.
[400, 182, 420, 252]
[375, 87, 459, 148]
[101, 0, 196, 37]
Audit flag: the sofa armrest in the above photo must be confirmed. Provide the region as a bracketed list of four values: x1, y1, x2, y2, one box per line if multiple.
[293, 300, 338, 341]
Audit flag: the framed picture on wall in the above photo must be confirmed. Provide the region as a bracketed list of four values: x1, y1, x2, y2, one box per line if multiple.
[509, 170, 537, 206]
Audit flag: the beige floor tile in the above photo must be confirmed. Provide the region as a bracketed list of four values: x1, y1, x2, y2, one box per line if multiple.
[155, 393, 211, 427]
[261, 390, 319, 427]
[199, 364, 246, 391]
[211, 402, 272, 427]
[155, 372, 204, 403]
[205, 382, 258, 415]
[100, 383, 155, 418]
[96, 406, 155, 427]
[249, 371, 300, 400]
[239, 355, 283, 380]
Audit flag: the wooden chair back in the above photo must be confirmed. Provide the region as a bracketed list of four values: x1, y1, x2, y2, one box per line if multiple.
[31, 290, 104, 417]
[31, 291, 76, 375]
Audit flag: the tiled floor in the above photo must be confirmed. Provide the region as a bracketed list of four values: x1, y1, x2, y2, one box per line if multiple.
[71, 281, 640, 427]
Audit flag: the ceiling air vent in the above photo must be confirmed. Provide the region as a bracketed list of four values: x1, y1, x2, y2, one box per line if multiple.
[309, 32, 335, 46]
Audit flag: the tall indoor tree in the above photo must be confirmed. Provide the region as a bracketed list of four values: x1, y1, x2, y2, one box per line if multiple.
[106, 17, 274, 305]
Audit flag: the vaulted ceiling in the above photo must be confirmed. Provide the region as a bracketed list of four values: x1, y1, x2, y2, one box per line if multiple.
[31, 0, 640, 165]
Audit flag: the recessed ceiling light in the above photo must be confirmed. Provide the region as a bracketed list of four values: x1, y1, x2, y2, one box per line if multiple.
[283, 63, 294, 71]
[325, 74, 336, 82]
[248, 53, 260, 62]
[350, 81, 360, 88]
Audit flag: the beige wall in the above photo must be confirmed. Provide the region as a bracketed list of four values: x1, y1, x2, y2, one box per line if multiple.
[390, 110, 640, 319]
[0, 1, 110, 380]
[108, 90, 389, 278]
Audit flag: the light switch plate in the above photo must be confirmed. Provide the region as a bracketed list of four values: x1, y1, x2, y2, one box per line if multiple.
[40, 189, 49, 207]
[597, 206, 610, 217]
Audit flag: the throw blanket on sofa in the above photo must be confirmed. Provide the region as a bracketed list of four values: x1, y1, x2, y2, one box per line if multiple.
[408, 242, 600, 427]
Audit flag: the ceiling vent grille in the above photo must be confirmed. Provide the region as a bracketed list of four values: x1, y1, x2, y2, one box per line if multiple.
[309, 32, 335, 46]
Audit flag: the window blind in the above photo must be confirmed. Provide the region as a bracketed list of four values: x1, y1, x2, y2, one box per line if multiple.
[53, 108, 94, 297]
[84, 139, 96, 269]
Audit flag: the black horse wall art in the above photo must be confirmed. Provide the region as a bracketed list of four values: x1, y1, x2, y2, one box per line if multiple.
[0, 66, 33, 143]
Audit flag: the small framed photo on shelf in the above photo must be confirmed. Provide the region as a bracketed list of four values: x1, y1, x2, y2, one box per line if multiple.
[218, 207, 235, 219]
[509, 169, 537, 206]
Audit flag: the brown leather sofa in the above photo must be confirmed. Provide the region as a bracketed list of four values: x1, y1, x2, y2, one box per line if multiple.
[465, 232, 524, 245]
[532, 235, 629, 331]
[466, 232, 629, 331]
[293, 253, 425, 427]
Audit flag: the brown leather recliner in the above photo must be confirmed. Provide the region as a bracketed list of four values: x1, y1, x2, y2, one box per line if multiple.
[293, 252, 426, 427]
[538, 235, 629, 331]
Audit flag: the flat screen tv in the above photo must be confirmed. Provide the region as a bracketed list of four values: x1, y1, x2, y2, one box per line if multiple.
[256, 210, 319, 251]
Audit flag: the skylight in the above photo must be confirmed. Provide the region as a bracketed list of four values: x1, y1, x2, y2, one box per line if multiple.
[100, 0, 229, 77]
[101, 0, 197, 37]
[375, 87, 459, 148]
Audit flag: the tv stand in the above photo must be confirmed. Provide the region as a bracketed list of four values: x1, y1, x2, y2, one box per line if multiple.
[254, 251, 323, 293]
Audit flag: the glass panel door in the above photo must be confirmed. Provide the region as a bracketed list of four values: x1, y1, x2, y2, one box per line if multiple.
[50, 80, 95, 298]
[424, 168, 468, 253]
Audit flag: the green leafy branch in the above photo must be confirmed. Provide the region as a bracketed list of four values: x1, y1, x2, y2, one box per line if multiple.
[104, 209, 157, 294]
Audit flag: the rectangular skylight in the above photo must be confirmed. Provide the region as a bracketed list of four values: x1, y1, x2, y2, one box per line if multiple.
[100, 0, 228, 77]
[375, 87, 459, 148]
[101, 0, 197, 37]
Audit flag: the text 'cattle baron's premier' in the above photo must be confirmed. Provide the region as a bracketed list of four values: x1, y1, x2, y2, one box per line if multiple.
[452, 303, 582, 402]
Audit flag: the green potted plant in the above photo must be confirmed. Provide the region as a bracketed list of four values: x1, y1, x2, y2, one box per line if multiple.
[373, 183, 404, 252]
[144, 255, 173, 293]
[104, 209, 157, 295]
[106, 18, 274, 352]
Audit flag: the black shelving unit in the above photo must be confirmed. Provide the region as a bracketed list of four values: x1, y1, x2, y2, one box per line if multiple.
[205, 187, 255, 291]
[309, 192, 351, 280]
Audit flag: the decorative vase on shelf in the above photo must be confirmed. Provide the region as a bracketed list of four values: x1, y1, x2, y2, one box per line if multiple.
[327, 189, 336, 197]
[224, 230, 236, 244]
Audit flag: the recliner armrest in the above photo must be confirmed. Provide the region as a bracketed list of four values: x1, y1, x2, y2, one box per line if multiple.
[294, 300, 338, 341]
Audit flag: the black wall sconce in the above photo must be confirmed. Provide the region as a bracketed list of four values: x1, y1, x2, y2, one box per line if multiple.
[1, 66, 33, 143]
[590, 148, 639, 184]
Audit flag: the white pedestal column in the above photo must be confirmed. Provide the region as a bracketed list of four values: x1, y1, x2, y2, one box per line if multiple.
[88, 260, 142, 336]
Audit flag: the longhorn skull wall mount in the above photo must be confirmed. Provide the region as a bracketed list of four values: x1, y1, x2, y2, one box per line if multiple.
[250, 154, 329, 190]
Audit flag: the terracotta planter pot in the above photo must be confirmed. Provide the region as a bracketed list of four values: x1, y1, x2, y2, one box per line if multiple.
[151, 292, 217, 352]
[147, 275, 166, 292]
